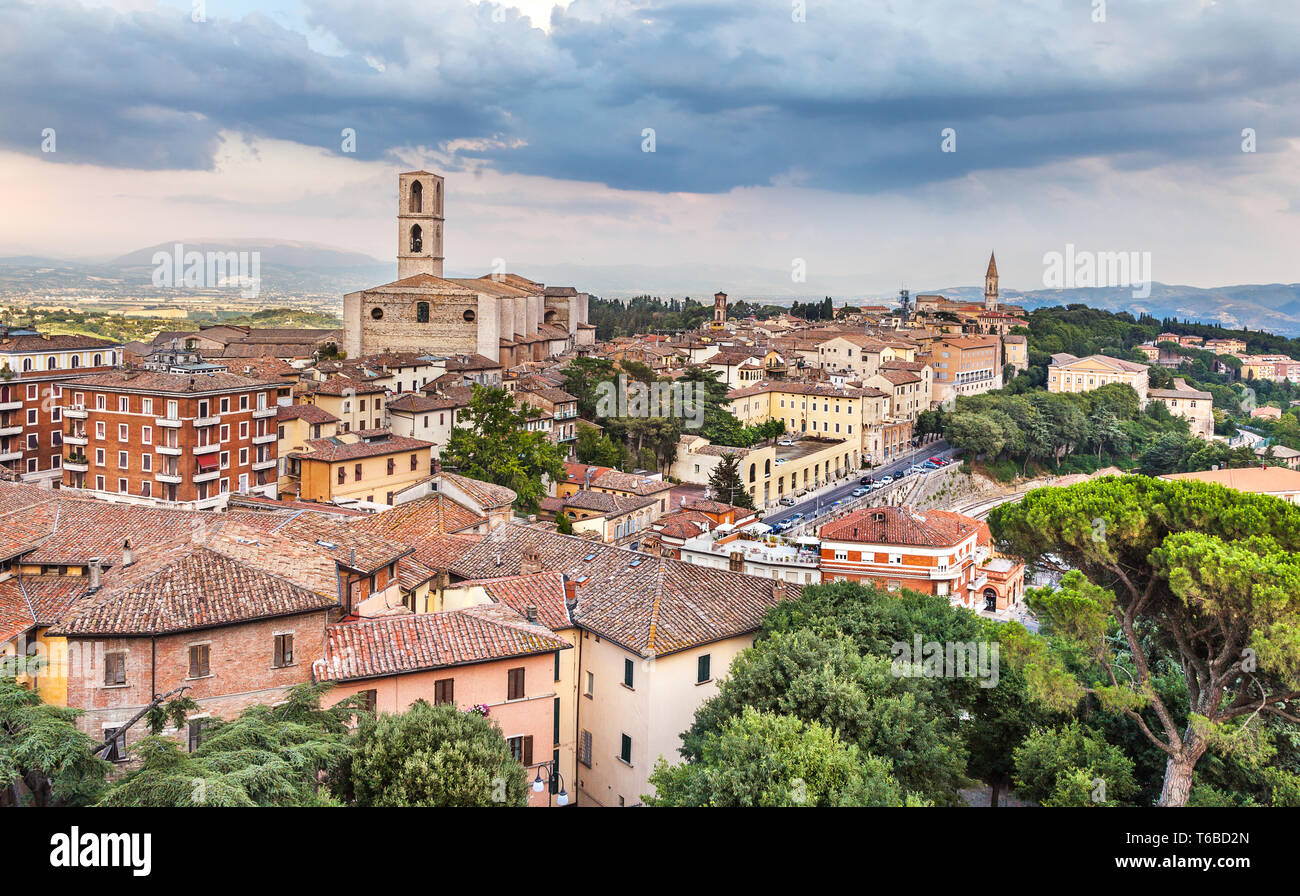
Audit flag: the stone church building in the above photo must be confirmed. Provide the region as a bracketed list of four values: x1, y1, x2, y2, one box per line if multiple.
[343, 172, 593, 366]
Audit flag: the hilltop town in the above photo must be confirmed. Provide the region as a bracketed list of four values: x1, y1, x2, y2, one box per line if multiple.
[4, 172, 1300, 811]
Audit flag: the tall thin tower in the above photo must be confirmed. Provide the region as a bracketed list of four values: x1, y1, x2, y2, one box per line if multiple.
[397, 171, 445, 279]
[984, 252, 999, 311]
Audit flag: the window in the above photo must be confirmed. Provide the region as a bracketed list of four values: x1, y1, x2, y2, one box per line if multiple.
[697, 654, 711, 683]
[508, 735, 533, 766]
[188, 644, 210, 678]
[579, 730, 593, 767]
[623, 658, 634, 688]
[103, 729, 127, 762]
[141, 426, 151, 445]
[619, 734, 632, 765]
[337, 467, 347, 485]
[117, 451, 128, 469]
[416, 301, 430, 323]
[273, 634, 294, 667]
[554, 650, 561, 682]
[584, 671, 594, 697]
[220, 397, 230, 414]
[187, 719, 210, 752]
[507, 667, 525, 700]
[104, 652, 126, 686]
[354, 463, 363, 481]
[434, 678, 454, 705]
[359, 689, 377, 712]
[387, 457, 395, 476]
[410, 453, 419, 471]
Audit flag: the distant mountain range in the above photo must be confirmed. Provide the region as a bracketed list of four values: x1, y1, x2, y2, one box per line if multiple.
[3, 241, 1299, 336]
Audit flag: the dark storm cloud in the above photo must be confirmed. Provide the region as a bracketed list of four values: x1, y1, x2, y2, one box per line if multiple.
[5, 0, 1299, 192]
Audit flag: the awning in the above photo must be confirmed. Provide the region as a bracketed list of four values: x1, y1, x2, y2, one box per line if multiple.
[197, 453, 219, 471]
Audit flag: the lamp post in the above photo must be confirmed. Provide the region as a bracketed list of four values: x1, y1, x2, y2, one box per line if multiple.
[530, 760, 570, 807]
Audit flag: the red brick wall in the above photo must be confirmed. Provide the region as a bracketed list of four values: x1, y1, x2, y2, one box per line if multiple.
[65, 610, 327, 753]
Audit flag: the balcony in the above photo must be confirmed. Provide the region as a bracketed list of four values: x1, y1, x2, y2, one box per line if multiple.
[63, 430, 88, 446]
[63, 405, 87, 418]
[155, 417, 183, 428]
[966, 573, 989, 592]
[155, 471, 183, 484]
[193, 470, 220, 483]
[193, 415, 221, 428]
[194, 442, 219, 455]
[155, 445, 183, 456]
[252, 406, 277, 419]
[0, 424, 22, 437]
[64, 455, 88, 472]
[252, 458, 277, 471]
[252, 433, 276, 445]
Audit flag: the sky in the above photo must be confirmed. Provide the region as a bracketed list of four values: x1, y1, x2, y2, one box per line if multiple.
[4, 0, 1300, 294]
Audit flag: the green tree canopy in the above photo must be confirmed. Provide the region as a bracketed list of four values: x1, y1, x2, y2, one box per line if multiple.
[441, 385, 566, 513]
[991, 475, 1300, 805]
[341, 701, 528, 807]
[648, 707, 917, 807]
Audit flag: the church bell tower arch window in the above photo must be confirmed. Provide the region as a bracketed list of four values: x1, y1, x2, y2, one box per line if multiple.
[410, 180, 423, 213]
[410, 224, 423, 254]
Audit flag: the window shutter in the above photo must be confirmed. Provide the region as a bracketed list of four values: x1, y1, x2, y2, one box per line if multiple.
[522, 735, 533, 767]
[273, 637, 283, 667]
[580, 730, 592, 767]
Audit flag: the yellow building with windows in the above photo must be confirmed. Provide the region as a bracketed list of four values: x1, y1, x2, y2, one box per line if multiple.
[291, 430, 435, 506]
[1046, 353, 1149, 401]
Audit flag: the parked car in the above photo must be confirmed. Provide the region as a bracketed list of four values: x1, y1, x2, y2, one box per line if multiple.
[909, 464, 926, 474]
[929, 456, 948, 466]
[851, 487, 869, 497]
[778, 439, 796, 447]
[922, 460, 941, 470]
[779, 496, 797, 506]
[860, 476, 872, 485]
[877, 475, 893, 486]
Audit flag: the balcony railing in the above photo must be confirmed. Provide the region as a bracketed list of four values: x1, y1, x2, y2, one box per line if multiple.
[64, 405, 88, 419]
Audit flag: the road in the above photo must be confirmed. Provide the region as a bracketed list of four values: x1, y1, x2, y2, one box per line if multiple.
[761, 439, 955, 527]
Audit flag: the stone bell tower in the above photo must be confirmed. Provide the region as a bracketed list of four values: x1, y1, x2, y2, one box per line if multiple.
[712, 291, 728, 328]
[397, 171, 445, 279]
[984, 252, 998, 311]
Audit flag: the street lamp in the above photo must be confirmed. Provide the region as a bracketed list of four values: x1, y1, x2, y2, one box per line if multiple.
[531, 761, 570, 806]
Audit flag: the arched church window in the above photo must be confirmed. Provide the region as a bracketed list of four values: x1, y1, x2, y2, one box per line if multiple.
[410, 181, 423, 213]
[436, 181, 441, 212]
[416, 302, 430, 323]
[410, 224, 422, 253]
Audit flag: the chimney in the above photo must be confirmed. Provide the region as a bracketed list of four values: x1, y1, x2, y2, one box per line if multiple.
[772, 580, 787, 602]
[525, 605, 538, 623]
[494, 552, 503, 568]
[521, 550, 543, 575]
[88, 559, 102, 590]
[728, 551, 744, 572]
[121, 539, 134, 567]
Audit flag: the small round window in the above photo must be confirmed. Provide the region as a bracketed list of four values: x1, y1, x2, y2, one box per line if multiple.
[371, 307, 384, 320]
[463, 309, 476, 322]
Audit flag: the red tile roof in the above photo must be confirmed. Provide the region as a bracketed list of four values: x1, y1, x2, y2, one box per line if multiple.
[819, 506, 980, 548]
[315, 604, 570, 682]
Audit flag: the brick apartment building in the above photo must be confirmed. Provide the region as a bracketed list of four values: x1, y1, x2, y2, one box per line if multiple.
[61, 369, 286, 510]
[0, 326, 122, 485]
[922, 335, 1002, 403]
[818, 505, 1025, 612]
